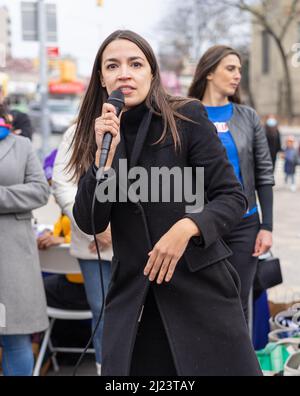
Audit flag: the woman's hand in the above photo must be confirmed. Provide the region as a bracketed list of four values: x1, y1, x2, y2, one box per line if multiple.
[252, 229, 273, 257]
[89, 225, 112, 253]
[144, 218, 200, 284]
[94, 103, 121, 168]
[37, 232, 65, 250]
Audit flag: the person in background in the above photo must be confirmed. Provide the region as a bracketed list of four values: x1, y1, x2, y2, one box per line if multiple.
[264, 115, 282, 171]
[0, 99, 33, 140]
[43, 149, 58, 186]
[0, 105, 11, 138]
[4, 97, 33, 140]
[38, 150, 71, 247]
[37, 152, 93, 374]
[10, 108, 33, 140]
[0, 106, 49, 376]
[189, 45, 274, 321]
[283, 135, 298, 192]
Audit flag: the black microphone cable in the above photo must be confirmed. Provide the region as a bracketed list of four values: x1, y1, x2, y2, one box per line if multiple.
[72, 167, 106, 376]
[72, 90, 124, 376]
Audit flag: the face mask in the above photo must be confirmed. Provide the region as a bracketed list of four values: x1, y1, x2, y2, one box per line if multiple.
[266, 118, 277, 128]
[0, 126, 10, 140]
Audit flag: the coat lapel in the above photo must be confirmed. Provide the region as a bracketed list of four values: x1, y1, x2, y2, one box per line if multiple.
[227, 104, 243, 152]
[112, 108, 153, 171]
[111, 110, 153, 205]
[0, 134, 15, 162]
[111, 132, 127, 171]
[129, 110, 153, 168]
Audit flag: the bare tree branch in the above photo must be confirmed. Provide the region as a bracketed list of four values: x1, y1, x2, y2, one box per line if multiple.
[158, 0, 249, 71]
[158, 0, 299, 118]
[222, 0, 300, 119]
[280, 0, 300, 40]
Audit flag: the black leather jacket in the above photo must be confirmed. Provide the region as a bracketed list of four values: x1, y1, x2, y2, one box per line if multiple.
[227, 104, 274, 211]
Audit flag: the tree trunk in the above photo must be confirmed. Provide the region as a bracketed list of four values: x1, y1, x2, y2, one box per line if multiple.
[273, 35, 294, 121]
[247, 84, 256, 110]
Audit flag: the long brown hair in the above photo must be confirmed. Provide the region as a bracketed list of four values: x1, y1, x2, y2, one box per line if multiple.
[68, 30, 196, 181]
[188, 45, 242, 104]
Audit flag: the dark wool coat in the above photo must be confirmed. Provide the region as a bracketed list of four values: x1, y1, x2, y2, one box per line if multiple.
[73, 101, 262, 376]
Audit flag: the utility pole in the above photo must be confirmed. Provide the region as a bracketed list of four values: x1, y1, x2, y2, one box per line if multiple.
[192, 0, 200, 62]
[38, 0, 50, 160]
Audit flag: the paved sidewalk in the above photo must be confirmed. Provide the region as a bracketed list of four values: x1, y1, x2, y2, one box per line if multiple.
[267, 158, 300, 303]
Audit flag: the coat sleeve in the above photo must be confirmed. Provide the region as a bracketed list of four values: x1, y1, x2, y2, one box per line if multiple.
[73, 165, 115, 235]
[251, 109, 275, 187]
[0, 140, 49, 214]
[182, 102, 248, 248]
[276, 130, 282, 153]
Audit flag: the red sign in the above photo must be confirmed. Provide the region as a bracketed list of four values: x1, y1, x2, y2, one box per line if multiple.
[48, 81, 85, 94]
[47, 46, 59, 57]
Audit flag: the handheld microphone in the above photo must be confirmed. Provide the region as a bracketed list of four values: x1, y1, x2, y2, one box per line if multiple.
[99, 89, 125, 169]
[73, 89, 125, 376]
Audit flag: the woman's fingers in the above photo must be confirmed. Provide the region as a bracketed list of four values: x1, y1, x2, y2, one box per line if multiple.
[143, 221, 192, 284]
[143, 250, 157, 277]
[102, 102, 117, 115]
[95, 119, 119, 137]
[257, 241, 271, 256]
[148, 252, 166, 282]
[144, 249, 165, 281]
[252, 231, 272, 257]
[94, 104, 120, 151]
[100, 104, 120, 128]
[144, 248, 179, 284]
[157, 256, 172, 284]
[100, 118, 119, 129]
[95, 124, 119, 141]
[165, 257, 178, 282]
[38, 240, 46, 249]
[252, 236, 261, 257]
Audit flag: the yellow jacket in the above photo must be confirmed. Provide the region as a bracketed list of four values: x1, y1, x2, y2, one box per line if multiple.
[53, 215, 83, 284]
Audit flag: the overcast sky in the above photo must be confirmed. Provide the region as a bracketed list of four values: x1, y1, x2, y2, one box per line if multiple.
[0, 0, 170, 75]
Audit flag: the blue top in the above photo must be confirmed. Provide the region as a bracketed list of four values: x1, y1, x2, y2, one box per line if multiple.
[0, 125, 10, 140]
[205, 103, 257, 218]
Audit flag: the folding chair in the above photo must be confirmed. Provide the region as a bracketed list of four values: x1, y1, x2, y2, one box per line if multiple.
[33, 244, 94, 376]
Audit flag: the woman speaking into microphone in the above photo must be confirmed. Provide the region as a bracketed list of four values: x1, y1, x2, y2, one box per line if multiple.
[71, 30, 261, 376]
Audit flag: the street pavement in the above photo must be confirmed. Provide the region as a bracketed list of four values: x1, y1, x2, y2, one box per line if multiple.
[268, 158, 300, 303]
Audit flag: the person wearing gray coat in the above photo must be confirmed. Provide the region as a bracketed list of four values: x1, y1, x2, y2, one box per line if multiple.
[0, 127, 49, 376]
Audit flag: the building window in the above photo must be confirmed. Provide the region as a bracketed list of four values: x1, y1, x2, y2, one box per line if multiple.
[262, 30, 270, 74]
